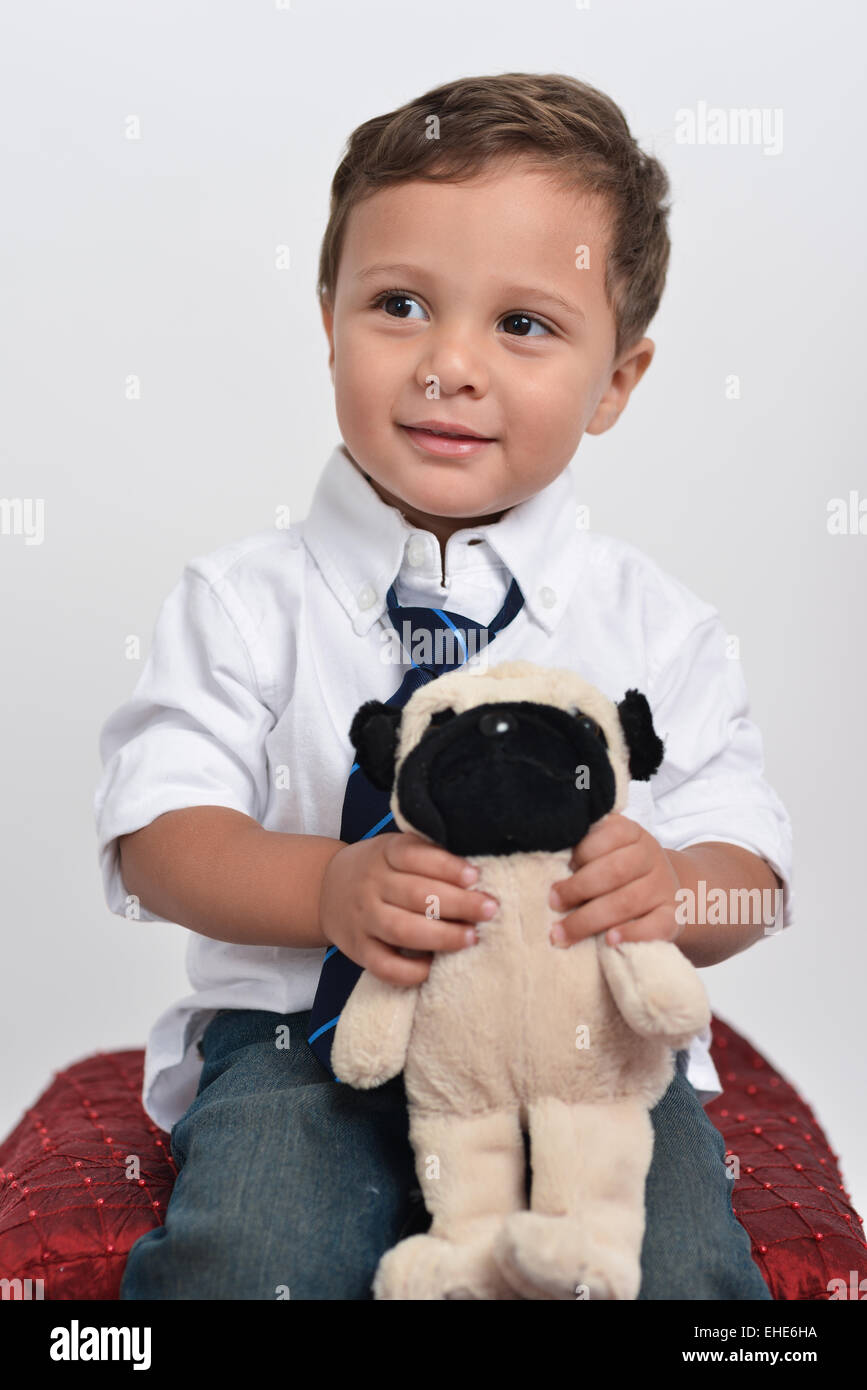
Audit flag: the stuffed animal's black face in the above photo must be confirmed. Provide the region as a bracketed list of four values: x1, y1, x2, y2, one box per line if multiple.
[395, 700, 614, 854]
[349, 689, 663, 857]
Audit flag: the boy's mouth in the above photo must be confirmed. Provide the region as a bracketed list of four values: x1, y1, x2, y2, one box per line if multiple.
[398, 420, 496, 458]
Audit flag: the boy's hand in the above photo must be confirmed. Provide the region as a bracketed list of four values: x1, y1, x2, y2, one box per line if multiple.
[318, 831, 498, 987]
[547, 813, 683, 949]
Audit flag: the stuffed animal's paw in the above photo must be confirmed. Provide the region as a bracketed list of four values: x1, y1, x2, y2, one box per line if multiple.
[331, 1012, 402, 1089]
[493, 1211, 641, 1301]
[644, 950, 711, 1040]
[599, 939, 711, 1045]
[373, 1231, 522, 1300]
[328, 1040, 396, 1089]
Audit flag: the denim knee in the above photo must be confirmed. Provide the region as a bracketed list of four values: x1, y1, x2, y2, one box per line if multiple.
[120, 1008, 419, 1299]
[639, 1066, 772, 1301]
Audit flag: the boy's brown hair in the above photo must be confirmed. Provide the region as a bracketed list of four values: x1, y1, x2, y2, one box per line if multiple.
[317, 72, 671, 360]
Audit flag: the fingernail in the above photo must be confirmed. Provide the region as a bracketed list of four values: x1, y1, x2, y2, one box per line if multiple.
[465, 928, 479, 947]
[550, 921, 567, 946]
[548, 886, 562, 910]
[480, 898, 498, 918]
[461, 865, 479, 884]
[606, 928, 622, 945]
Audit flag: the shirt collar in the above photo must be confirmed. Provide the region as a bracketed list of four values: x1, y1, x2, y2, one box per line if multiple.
[302, 440, 582, 637]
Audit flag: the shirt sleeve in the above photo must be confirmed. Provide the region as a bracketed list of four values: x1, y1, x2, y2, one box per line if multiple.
[646, 600, 794, 931]
[94, 565, 275, 922]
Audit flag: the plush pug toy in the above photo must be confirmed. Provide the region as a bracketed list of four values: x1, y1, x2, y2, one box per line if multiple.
[331, 660, 710, 1301]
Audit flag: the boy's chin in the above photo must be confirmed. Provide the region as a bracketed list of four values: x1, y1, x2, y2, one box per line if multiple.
[393, 485, 498, 526]
[363, 466, 490, 519]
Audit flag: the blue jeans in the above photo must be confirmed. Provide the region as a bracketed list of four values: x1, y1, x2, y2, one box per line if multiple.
[120, 1008, 772, 1300]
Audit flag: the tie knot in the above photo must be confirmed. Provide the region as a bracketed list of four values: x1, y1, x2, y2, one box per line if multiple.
[385, 579, 525, 678]
[386, 600, 480, 675]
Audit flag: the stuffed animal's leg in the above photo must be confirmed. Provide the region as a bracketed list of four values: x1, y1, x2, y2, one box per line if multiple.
[373, 1108, 526, 1300]
[494, 1096, 653, 1301]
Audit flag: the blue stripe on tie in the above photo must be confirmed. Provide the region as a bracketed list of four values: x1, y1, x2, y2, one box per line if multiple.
[308, 1015, 341, 1044]
[323, 945, 338, 962]
[362, 809, 394, 838]
[431, 607, 468, 661]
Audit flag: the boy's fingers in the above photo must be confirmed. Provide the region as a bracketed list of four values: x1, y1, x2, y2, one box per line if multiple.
[571, 814, 640, 868]
[550, 843, 646, 910]
[364, 939, 432, 987]
[552, 871, 658, 943]
[603, 905, 681, 945]
[382, 877, 497, 927]
[375, 902, 482, 955]
[385, 832, 480, 887]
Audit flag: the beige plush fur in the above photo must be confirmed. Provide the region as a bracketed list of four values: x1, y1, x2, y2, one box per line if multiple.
[331, 661, 710, 1300]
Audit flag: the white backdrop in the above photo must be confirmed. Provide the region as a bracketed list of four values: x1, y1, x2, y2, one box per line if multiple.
[2, 0, 865, 1227]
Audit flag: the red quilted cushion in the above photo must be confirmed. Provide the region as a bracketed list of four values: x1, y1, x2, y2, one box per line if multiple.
[0, 1019, 863, 1300]
[705, 1017, 866, 1301]
[0, 1050, 177, 1300]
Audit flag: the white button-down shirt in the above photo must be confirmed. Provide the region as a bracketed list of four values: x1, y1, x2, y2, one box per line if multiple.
[94, 441, 794, 1133]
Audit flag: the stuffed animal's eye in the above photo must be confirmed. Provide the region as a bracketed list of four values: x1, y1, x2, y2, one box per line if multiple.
[570, 708, 608, 747]
[429, 707, 456, 727]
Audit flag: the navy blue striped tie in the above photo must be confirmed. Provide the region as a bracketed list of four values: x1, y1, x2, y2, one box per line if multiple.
[306, 575, 526, 1079]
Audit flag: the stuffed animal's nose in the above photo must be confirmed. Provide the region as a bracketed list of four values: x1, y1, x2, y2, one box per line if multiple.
[479, 710, 518, 738]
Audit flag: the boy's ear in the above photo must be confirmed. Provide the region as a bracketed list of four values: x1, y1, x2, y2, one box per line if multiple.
[616, 689, 665, 781]
[585, 336, 655, 436]
[349, 700, 402, 792]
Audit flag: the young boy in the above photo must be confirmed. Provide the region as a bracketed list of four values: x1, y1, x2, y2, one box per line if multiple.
[96, 72, 792, 1300]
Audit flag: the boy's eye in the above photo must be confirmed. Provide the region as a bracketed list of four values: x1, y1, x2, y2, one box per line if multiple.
[373, 292, 552, 337]
[374, 291, 428, 321]
[498, 312, 551, 338]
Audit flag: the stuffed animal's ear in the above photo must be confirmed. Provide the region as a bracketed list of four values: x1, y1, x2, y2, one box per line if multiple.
[616, 689, 665, 781]
[348, 700, 402, 792]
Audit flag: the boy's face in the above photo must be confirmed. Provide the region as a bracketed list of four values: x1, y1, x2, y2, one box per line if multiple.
[320, 157, 654, 545]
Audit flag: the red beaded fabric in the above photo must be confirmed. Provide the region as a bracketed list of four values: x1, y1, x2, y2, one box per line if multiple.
[704, 1017, 865, 1301]
[0, 1020, 863, 1300]
[0, 1051, 177, 1300]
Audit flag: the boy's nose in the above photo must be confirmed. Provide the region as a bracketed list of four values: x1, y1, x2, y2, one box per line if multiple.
[415, 330, 490, 397]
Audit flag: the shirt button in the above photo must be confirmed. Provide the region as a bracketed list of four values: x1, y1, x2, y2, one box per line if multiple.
[407, 536, 427, 567]
[357, 583, 377, 610]
[539, 586, 557, 608]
